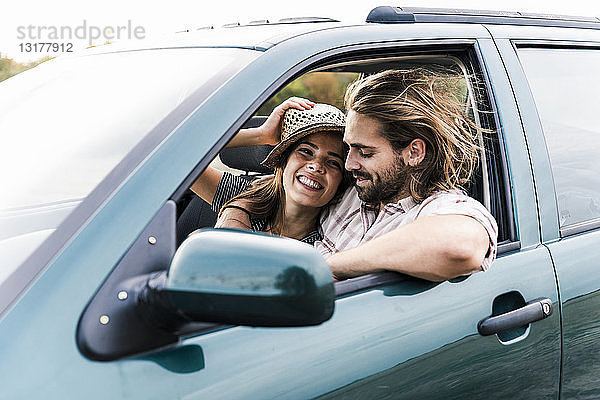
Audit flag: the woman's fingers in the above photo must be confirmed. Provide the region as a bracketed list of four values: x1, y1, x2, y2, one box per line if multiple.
[287, 97, 315, 109]
[258, 97, 315, 145]
[276, 97, 315, 113]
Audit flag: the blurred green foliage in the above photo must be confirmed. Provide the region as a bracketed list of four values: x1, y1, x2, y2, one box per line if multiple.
[0, 54, 53, 83]
[255, 70, 470, 116]
[256, 72, 360, 115]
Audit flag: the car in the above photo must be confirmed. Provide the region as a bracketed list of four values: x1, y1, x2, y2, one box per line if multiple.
[1, 6, 599, 399]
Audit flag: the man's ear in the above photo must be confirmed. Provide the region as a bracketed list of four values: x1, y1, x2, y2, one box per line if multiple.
[404, 138, 426, 166]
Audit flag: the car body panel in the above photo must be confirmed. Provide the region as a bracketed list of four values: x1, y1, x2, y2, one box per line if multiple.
[0, 251, 560, 399]
[316, 249, 560, 400]
[548, 231, 600, 399]
[488, 23, 600, 400]
[476, 37, 540, 249]
[485, 24, 600, 41]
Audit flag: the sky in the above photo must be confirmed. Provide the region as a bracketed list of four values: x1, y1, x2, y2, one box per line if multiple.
[1, 0, 600, 62]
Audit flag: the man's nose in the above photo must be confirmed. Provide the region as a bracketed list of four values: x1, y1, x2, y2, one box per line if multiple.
[345, 152, 360, 171]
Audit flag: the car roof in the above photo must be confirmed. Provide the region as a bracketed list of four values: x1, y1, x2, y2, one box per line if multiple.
[164, 20, 350, 50]
[80, 20, 351, 56]
[80, 7, 600, 58]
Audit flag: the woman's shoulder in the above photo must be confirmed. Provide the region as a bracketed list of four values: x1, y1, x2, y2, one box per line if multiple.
[212, 172, 255, 214]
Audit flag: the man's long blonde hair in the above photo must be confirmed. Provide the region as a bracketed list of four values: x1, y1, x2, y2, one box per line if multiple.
[345, 68, 482, 202]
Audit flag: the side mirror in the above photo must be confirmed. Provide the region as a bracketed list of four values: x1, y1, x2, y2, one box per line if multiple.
[155, 229, 335, 327]
[78, 227, 335, 361]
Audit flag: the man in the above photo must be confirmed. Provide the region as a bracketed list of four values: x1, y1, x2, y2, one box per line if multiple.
[221, 69, 498, 282]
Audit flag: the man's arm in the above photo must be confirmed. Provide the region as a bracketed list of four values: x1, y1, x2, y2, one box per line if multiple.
[327, 214, 490, 282]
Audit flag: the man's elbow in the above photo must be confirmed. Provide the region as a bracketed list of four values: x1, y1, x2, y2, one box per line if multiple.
[443, 235, 488, 278]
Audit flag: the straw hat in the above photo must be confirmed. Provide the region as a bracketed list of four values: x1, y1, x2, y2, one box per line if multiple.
[261, 103, 346, 168]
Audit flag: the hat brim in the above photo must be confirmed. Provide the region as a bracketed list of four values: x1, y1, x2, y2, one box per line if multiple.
[261, 123, 345, 168]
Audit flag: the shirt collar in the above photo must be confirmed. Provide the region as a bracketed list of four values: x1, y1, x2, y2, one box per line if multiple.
[397, 196, 418, 212]
[361, 195, 418, 215]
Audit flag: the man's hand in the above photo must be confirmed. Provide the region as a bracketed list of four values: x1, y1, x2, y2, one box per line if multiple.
[327, 215, 490, 282]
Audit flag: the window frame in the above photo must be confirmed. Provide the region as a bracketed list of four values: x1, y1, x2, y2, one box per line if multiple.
[172, 39, 517, 296]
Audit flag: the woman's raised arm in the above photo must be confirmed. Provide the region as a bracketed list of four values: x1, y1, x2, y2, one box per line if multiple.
[189, 97, 314, 205]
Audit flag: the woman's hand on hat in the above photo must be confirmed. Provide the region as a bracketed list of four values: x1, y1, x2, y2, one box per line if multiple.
[226, 97, 315, 149]
[258, 97, 315, 145]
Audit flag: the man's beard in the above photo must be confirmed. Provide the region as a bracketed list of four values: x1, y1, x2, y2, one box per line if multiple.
[354, 156, 410, 205]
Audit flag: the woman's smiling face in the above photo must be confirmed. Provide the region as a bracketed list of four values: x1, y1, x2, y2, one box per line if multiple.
[282, 131, 345, 211]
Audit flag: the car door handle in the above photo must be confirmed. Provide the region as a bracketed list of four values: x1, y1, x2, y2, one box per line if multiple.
[477, 298, 553, 336]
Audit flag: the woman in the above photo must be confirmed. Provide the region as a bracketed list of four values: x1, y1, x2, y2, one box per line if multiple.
[190, 98, 349, 244]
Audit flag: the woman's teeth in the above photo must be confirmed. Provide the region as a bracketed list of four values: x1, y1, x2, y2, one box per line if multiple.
[298, 175, 323, 189]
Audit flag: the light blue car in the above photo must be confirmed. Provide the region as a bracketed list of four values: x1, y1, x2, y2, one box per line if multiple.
[1, 7, 600, 399]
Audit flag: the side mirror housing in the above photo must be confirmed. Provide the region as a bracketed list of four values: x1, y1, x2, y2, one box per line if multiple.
[78, 224, 335, 362]
[159, 229, 334, 327]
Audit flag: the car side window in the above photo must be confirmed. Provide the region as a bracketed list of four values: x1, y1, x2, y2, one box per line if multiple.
[256, 71, 360, 114]
[171, 46, 512, 298]
[176, 71, 361, 244]
[517, 47, 600, 229]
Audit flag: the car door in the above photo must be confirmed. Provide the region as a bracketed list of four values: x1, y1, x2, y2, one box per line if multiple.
[490, 24, 600, 399]
[0, 23, 560, 399]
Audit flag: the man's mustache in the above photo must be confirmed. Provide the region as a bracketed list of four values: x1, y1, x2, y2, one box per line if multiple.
[352, 171, 371, 180]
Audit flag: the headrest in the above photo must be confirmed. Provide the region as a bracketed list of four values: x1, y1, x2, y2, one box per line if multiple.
[219, 116, 274, 174]
[220, 145, 274, 174]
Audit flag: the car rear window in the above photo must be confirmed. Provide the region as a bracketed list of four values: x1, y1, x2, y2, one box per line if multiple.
[518, 47, 600, 229]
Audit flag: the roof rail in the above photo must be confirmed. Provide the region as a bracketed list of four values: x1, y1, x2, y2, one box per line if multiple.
[366, 6, 600, 29]
[248, 20, 270, 25]
[223, 17, 338, 28]
[278, 17, 339, 24]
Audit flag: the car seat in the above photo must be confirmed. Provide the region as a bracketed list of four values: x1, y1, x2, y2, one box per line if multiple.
[176, 116, 274, 245]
